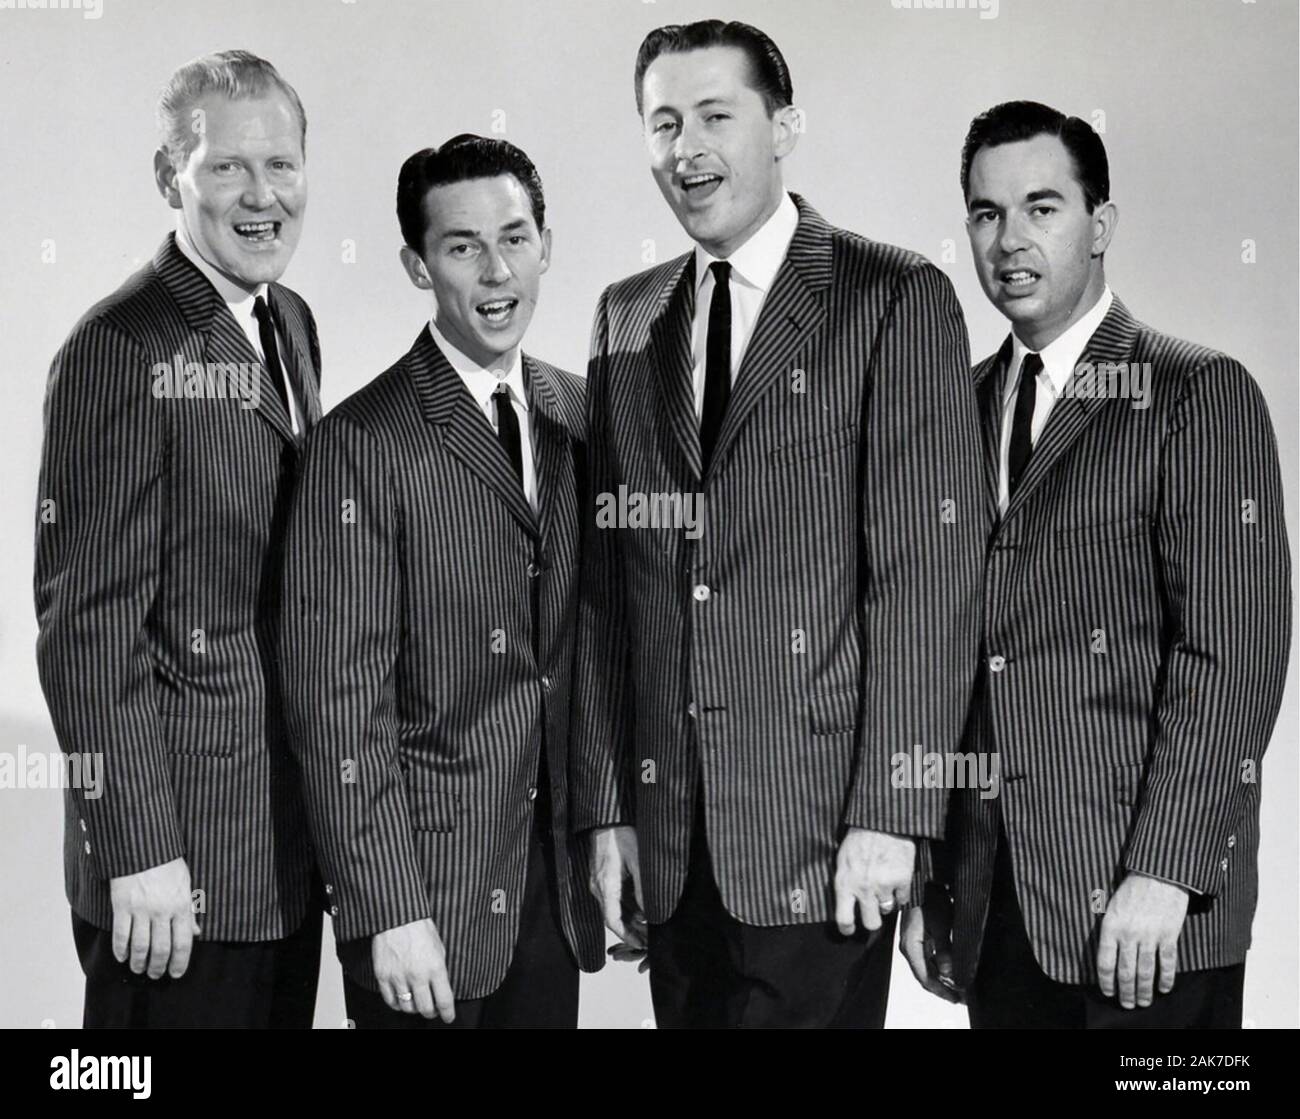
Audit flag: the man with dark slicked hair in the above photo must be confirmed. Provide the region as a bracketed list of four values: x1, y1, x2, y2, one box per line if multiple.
[280, 135, 604, 1029]
[901, 100, 1290, 1029]
[574, 20, 986, 1027]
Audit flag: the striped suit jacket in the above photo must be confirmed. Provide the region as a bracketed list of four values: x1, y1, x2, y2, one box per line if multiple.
[941, 295, 1292, 986]
[572, 195, 987, 926]
[279, 327, 605, 999]
[34, 233, 323, 942]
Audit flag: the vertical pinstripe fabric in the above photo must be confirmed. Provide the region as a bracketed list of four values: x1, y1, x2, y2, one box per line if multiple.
[279, 328, 604, 1000]
[34, 234, 323, 942]
[941, 296, 1292, 986]
[572, 196, 988, 926]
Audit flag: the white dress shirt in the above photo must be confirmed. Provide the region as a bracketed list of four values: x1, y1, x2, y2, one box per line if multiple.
[427, 319, 539, 513]
[690, 192, 800, 419]
[174, 223, 303, 435]
[997, 285, 1113, 514]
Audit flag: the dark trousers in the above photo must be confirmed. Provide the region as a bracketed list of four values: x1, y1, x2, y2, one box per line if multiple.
[968, 826, 1245, 1029]
[342, 782, 579, 1029]
[647, 795, 896, 1029]
[74, 906, 322, 1029]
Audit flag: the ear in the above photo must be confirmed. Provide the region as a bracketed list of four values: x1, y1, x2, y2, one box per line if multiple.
[1090, 200, 1118, 257]
[771, 104, 800, 161]
[399, 244, 433, 291]
[538, 226, 552, 276]
[154, 148, 182, 209]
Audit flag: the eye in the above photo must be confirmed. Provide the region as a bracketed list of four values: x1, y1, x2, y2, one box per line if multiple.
[270, 160, 295, 172]
[706, 113, 731, 123]
[449, 243, 475, 257]
[212, 161, 239, 174]
[970, 210, 996, 224]
[506, 235, 527, 246]
[1031, 205, 1056, 217]
[653, 120, 676, 134]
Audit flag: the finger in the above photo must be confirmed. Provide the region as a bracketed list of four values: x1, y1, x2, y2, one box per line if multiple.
[1096, 924, 1118, 998]
[859, 891, 883, 933]
[128, 915, 151, 975]
[1135, 941, 1157, 1008]
[629, 854, 645, 914]
[430, 966, 456, 1024]
[1116, 939, 1138, 1009]
[146, 917, 172, 980]
[898, 919, 929, 985]
[168, 913, 195, 979]
[111, 907, 132, 964]
[894, 878, 912, 909]
[412, 982, 437, 1020]
[377, 977, 400, 1013]
[833, 882, 857, 936]
[1157, 938, 1178, 995]
[600, 885, 627, 942]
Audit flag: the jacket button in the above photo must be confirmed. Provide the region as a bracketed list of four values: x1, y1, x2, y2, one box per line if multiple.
[83, 841, 91, 855]
[692, 584, 712, 602]
[1227, 835, 1236, 848]
[989, 654, 1007, 673]
[687, 701, 698, 719]
[329, 904, 340, 917]
[324, 883, 334, 895]
[528, 786, 538, 801]
[1220, 859, 1229, 872]
[527, 562, 541, 578]
[541, 674, 553, 691]
[79, 818, 87, 832]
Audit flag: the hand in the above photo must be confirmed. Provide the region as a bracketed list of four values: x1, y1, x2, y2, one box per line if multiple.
[899, 890, 961, 1003]
[589, 825, 646, 956]
[372, 918, 455, 1022]
[834, 828, 915, 935]
[109, 857, 199, 980]
[1096, 872, 1190, 1009]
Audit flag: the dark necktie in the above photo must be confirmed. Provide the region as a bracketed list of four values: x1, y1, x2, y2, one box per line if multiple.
[699, 260, 732, 469]
[492, 383, 524, 486]
[1007, 351, 1043, 498]
[252, 294, 293, 422]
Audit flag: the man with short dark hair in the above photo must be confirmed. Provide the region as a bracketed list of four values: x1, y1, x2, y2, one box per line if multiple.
[280, 135, 604, 1029]
[34, 50, 323, 1028]
[901, 100, 1291, 1028]
[574, 20, 986, 1028]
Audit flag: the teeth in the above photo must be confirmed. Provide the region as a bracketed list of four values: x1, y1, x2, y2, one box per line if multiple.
[1004, 270, 1036, 285]
[234, 221, 277, 242]
[683, 174, 719, 187]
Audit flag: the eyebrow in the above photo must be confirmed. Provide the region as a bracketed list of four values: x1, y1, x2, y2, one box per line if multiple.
[967, 187, 1068, 210]
[438, 218, 532, 241]
[649, 95, 734, 116]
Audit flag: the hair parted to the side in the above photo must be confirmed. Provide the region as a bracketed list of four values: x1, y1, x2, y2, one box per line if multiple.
[157, 49, 306, 166]
[960, 100, 1110, 212]
[395, 134, 547, 253]
[634, 19, 793, 117]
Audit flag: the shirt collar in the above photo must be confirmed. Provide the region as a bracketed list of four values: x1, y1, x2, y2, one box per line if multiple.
[427, 318, 528, 413]
[174, 221, 268, 310]
[694, 192, 799, 295]
[1009, 285, 1114, 398]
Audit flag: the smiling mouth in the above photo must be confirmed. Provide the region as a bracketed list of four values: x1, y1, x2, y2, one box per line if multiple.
[476, 298, 518, 325]
[1000, 268, 1040, 289]
[233, 220, 281, 243]
[679, 172, 724, 198]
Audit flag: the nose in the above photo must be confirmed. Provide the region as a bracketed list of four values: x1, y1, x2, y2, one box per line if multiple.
[482, 246, 512, 285]
[997, 210, 1031, 256]
[242, 169, 276, 211]
[673, 119, 706, 168]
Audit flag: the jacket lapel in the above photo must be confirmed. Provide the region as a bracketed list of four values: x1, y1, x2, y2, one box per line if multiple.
[708, 194, 831, 477]
[269, 284, 323, 431]
[406, 326, 538, 537]
[153, 234, 298, 445]
[648, 253, 702, 480]
[973, 338, 1011, 523]
[1000, 295, 1142, 524]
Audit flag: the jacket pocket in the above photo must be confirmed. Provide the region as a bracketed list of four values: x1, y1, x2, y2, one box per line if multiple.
[1056, 515, 1149, 550]
[162, 713, 235, 758]
[770, 424, 857, 465]
[809, 688, 858, 736]
[405, 785, 461, 833]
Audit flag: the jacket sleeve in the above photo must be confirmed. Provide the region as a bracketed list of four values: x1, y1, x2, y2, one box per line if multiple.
[570, 287, 636, 831]
[34, 317, 185, 879]
[1124, 355, 1291, 894]
[844, 260, 987, 844]
[279, 412, 430, 942]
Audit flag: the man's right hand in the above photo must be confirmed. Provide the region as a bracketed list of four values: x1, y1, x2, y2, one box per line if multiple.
[371, 918, 455, 1022]
[109, 856, 199, 980]
[588, 825, 646, 955]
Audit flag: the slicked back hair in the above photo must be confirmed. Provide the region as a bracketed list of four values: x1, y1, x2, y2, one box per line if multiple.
[157, 49, 306, 165]
[961, 100, 1109, 212]
[634, 20, 793, 117]
[395, 134, 547, 253]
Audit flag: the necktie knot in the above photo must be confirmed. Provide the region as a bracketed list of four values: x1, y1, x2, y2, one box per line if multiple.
[709, 260, 732, 286]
